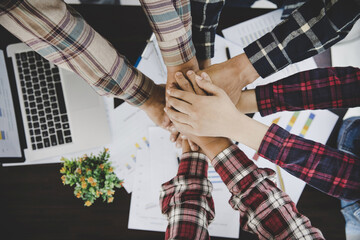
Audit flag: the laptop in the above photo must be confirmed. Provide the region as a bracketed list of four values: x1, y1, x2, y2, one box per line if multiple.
[0, 43, 111, 163]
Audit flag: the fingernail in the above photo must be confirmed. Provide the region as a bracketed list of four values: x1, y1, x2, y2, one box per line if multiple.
[176, 143, 181, 148]
[170, 137, 175, 142]
[181, 135, 186, 139]
[187, 70, 194, 75]
[195, 75, 202, 81]
[164, 108, 167, 112]
[176, 72, 182, 77]
[170, 127, 176, 132]
[166, 89, 171, 94]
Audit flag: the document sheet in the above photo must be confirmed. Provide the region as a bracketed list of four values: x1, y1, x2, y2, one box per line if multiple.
[0, 50, 22, 157]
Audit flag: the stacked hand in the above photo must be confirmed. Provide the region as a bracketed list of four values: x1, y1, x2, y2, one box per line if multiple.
[165, 70, 268, 153]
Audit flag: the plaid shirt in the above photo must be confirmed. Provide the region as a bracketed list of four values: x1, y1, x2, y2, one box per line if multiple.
[0, 0, 196, 106]
[139, 0, 196, 66]
[0, 0, 157, 106]
[256, 67, 360, 201]
[191, 0, 360, 78]
[160, 145, 324, 239]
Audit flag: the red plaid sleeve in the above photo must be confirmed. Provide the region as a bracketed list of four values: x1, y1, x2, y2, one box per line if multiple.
[212, 144, 324, 239]
[258, 124, 360, 201]
[160, 152, 215, 240]
[256, 67, 360, 116]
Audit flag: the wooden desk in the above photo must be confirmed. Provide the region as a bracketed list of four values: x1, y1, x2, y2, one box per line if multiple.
[0, 4, 346, 239]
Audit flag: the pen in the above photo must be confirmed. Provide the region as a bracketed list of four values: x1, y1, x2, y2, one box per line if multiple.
[225, 47, 231, 60]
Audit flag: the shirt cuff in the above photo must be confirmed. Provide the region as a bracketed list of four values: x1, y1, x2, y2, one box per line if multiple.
[157, 30, 196, 66]
[257, 123, 291, 164]
[255, 83, 277, 116]
[177, 152, 208, 178]
[192, 29, 215, 60]
[244, 32, 290, 78]
[211, 144, 257, 191]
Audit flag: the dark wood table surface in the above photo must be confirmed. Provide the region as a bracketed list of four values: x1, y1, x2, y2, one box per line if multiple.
[0, 4, 346, 240]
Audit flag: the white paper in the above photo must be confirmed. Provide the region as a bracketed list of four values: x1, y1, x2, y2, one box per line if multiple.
[107, 101, 154, 193]
[128, 148, 168, 232]
[149, 127, 179, 195]
[237, 110, 338, 204]
[222, 9, 318, 89]
[137, 35, 167, 85]
[212, 35, 244, 65]
[0, 50, 22, 158]
[223, 9, 282, 48]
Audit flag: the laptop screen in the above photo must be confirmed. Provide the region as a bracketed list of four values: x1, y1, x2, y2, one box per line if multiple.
[0, 50, 22, 158]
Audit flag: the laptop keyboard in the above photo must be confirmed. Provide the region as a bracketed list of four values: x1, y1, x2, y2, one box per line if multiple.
[15, 51, 72, 150]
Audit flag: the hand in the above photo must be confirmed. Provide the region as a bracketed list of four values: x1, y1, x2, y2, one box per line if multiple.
[165, 72, 232, 159]
[166, 56, 204, 150]
[197, 53, 259, 105]
[166, 71, 241, 138]
[166, 71, 269, 151]
[140, 84, 171, 128]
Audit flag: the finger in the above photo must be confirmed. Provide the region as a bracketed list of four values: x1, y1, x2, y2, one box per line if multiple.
[167, 96, 192, 115]
[167, 87, 196, 104]
[175, 72, 195, 92]
[186, 71, 206, 95]
[164, 107, 191, 125]
[171, 118, 194, 134]
[161, 113, 171, 129]
[182, 139, 191, 153]
[196, 72, 223, 96]
[188, 139, 199, 151]
[170, 131, 179, 143]
[175, 135, 182, 148]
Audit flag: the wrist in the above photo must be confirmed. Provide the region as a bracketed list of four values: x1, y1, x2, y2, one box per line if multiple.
[236, 90, 258, 113]
[232, 53, 259, 87]
[200, 137, 233, 160]
[166, 56, 199, 75]
[198, 59, 211, 69]
[232, 113, 268, 151]
[140, 84, 163, 111]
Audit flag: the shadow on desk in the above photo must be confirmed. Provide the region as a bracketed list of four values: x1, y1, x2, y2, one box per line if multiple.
[0, 163, 345, 240]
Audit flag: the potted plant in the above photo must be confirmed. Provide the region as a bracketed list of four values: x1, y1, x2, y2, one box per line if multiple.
[60, 148, 123, 207]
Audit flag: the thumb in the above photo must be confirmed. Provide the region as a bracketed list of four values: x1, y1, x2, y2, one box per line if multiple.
[195, 72, 222, 96]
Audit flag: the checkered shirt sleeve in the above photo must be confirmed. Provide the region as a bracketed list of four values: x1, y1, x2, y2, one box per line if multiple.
[256, 67, 360, 116]
[258, 124, 360, 201]
[140, 0, 196, 66]
[212, 144, 324, 239]
[160, 152, 215, 240]
[190, 0, 225, 60]
[244, 0, 360, 78]
[0, 0, 155, 106]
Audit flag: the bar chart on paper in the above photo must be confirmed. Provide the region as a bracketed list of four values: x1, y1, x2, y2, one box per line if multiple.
[0, 130, 6, 140]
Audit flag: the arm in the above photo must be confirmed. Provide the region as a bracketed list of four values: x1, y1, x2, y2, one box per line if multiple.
[245, 0, 360, 78]
[160, 141, 214, 240]
[0, 1, 154, 106]
[236, 67, 360, 115]
[166, 71, 360, 201]
[0, 1, 170, 127]
[206, 142, 324, 239]
[197, 0, 360, 105]
[257, 124, 360, 201]
[255, 67, 360, 116]
[190, 0, 225, 61]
